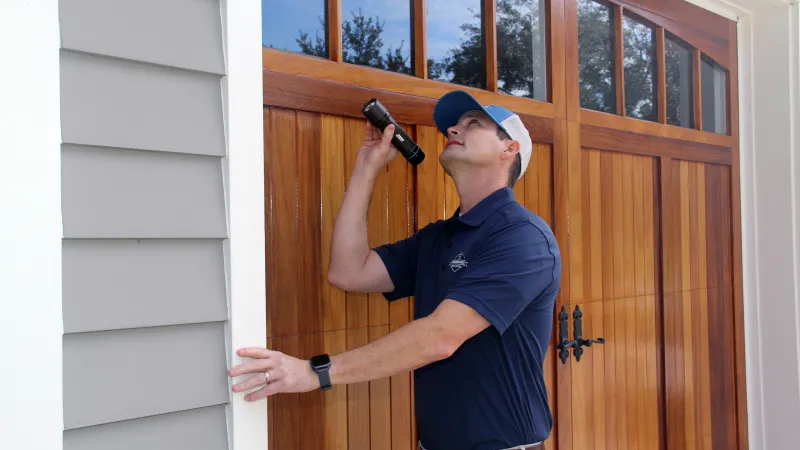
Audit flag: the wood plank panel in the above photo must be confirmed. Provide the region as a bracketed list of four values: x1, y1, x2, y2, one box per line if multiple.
[390, 324, 413, 450]
[273, 335, 301, 449]
[614, 5, 625, 117]
[299, 332, 325, 448]
[268, 108, 299, 337]
[574, 149, 658, 303]
[321, 115, 348, 332]
[370, 326, 392, 450]
[347, 328, 371, 449]
[551, 0, 568, 114]
[571, 297, 660, 450]
[323, 331, 349, 450]
[416, 126, 447, 226]
[298, 112, 324, 335]
[564, 0, 580, 122]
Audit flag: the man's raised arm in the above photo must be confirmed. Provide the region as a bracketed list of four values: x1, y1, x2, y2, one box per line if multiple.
[327, 121, 397, 293]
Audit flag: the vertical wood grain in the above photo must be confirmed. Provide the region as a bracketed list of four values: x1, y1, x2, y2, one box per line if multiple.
[634, 156, 646, 296]
[612, 152, 625, 299]
[369, 326, 392, 450]
[414, 0, 427, 78]
[589, 151, 603, 301]
[416, 126, 446, 227]
[656, 28, 667, 124]
[328, 0, 342, 62]
[299, 333, 325, 448]
[601, 152, 615, 301]
[321, 115, 347, 332]
[273, 335, 301, 449]
[568, 122, 584, 302]
[298, 112, 323, 335]
[344, 118, 370, 329]
[538, 143, 553, 227]
[324, 331, 349, 450]
[622, 155, 635, 298]
[614, 5, 625, 116]
[270, 108, 299, 337]
[485, 0, 499, 92]
[347, 328, 370, 449]
[390, 324, 413, 450]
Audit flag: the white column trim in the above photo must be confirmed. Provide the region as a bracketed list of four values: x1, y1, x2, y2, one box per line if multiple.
[0, 1, 63, 449]
[220, 0, 269, 449]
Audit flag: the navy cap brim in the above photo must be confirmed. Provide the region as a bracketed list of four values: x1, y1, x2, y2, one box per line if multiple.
[433, 90, 508, 137]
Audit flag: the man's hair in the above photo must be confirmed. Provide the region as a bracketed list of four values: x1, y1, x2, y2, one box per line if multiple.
[497, 128, 522, 187]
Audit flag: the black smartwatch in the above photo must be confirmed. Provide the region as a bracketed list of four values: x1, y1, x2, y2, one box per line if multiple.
[310, 354, 332, 391]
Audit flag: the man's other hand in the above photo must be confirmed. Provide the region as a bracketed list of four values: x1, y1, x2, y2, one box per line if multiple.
[228, 347, 319, 401]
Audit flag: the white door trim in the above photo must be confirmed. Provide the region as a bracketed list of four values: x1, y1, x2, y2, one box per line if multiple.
[221, 0, 269, 449]
[0, 1, 64, 449]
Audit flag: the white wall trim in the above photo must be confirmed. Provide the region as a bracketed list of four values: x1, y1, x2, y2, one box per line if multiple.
[0, 1, 63, 449]
[220, 0, 269, 449]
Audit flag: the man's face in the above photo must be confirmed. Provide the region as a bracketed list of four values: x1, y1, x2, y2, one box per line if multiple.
[439, 110, 513, 176]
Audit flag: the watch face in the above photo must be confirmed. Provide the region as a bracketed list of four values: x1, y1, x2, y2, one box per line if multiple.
[311, 354, 331, 368]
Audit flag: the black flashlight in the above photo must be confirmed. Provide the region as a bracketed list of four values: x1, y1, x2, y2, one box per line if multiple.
[361, 98, 425, 166]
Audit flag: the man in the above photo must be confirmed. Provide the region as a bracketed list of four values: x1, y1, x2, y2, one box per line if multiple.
[228, 90, 562, 450]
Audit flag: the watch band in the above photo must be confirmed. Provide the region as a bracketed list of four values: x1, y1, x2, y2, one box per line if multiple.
[317, 368, 332, 391]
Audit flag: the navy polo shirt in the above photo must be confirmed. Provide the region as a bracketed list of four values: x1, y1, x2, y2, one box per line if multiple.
[373, 187, 562, 450]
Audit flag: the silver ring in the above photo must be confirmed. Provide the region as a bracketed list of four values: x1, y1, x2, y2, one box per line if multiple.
[264, 372, 271, 384]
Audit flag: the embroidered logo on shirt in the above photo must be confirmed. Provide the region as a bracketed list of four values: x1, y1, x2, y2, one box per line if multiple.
[449, 252, 468, 272]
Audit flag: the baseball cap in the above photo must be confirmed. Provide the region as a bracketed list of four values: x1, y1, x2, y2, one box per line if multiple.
[433, 90, 533, 181]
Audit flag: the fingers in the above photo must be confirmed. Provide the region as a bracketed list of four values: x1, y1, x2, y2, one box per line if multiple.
[228, 353, 277, 378]
[232, 367, 281, 393]
[244, 380, 284, 402]
[380, 124, 395, 148]
[237, 347, 274, 359]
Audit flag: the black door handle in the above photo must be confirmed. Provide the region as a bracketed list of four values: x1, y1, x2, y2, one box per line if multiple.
[572, 305, 605, 362]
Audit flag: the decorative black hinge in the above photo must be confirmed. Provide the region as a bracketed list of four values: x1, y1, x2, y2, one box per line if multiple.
[556, 305, 605, 364]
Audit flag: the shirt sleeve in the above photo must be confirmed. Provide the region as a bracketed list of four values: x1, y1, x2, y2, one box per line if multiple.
[372, 229, 423, 301]
[445, 220, 558, 335]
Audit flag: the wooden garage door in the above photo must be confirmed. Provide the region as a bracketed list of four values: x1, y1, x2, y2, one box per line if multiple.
[260, 0, 747, 449]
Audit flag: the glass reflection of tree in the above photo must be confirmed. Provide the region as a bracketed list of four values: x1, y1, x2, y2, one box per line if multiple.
[578, 0, 615, 113]
[296, 9, 413, 75]
[293, 0, 548, 94]
[623, 17, 656, 121]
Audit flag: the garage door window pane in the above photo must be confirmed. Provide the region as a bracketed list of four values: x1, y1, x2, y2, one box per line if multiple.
[665, 34, 694, 128]
[578, 0, 616, 113]
[497, 0, 548, 101]
[702, 56, 728, 134]
[262, 0, 327, 58]
[427, 0, 485, 88]
[623, 13, 657, 121]
[341, 1, 414, 74]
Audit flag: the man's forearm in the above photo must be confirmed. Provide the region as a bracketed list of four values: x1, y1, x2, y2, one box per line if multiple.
[329, 167, 377, 281]
[328, 317, 451, 385]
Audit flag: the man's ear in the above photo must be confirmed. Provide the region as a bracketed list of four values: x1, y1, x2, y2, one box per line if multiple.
[501, 140, 520, 161]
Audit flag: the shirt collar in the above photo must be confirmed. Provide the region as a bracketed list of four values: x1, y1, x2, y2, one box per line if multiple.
[449, 187, 517, 227]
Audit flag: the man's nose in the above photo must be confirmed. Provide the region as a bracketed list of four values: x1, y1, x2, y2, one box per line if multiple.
[447, 126, 460, 137]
